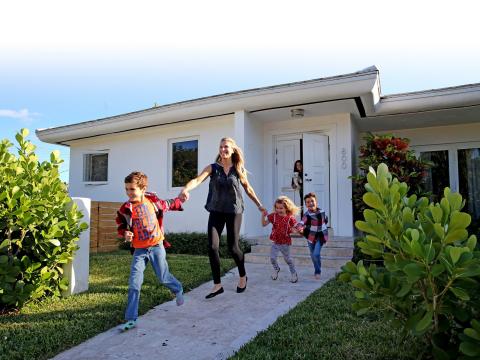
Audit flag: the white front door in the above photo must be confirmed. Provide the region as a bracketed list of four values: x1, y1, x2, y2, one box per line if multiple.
[303, 133, 330, 218]
[276, 138, 301, 207]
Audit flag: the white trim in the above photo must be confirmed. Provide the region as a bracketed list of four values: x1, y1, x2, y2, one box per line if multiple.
[167, 136, 200, 190]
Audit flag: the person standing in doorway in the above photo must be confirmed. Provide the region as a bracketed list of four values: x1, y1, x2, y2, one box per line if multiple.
[179, 137, 266, 298]
[291, 160, 303, 211]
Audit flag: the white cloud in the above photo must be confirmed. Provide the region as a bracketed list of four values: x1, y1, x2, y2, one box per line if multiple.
[0, 109, 39, 123]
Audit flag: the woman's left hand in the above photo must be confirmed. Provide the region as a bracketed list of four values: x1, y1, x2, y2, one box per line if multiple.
[178, 188, 190, 202]
[258, 205, 267, 216]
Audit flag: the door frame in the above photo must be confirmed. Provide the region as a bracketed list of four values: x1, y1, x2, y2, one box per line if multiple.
[273, 131, 330, 219]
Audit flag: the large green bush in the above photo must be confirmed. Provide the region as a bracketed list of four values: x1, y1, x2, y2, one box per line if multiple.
[0, 129, 88, 311]
[340, 163, 480, 359]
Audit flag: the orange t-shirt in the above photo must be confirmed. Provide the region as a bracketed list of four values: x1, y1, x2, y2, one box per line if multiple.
[131, 199, 164, 248]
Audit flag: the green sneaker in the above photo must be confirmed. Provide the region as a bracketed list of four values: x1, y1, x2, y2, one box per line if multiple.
[121, 320, 137, 331]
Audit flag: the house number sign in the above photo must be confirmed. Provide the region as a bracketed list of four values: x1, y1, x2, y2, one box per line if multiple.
[341, 148, 347, 169]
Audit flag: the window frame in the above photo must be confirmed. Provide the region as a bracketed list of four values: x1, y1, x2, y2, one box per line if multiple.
[412, 141, 480, 193]
[168, 136, 199, 190]
[82, 151, 109, 185]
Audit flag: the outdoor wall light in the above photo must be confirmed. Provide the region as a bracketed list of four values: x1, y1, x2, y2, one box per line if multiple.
[290, 108, 304, 118]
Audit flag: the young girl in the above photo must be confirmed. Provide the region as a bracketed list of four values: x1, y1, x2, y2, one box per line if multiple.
[297, 192, 328, 280]
[261, 196, 300, 283]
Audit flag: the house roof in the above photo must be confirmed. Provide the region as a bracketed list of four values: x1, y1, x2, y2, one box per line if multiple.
[35, 66, 380, 144]
[36, 66, 480, 144]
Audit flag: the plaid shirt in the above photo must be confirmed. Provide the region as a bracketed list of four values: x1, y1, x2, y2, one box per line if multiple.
[116, 192, 183, 250]
[298, 208, 328, 244]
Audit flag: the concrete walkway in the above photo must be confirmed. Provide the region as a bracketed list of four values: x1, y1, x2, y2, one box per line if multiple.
[53, 263, 337, 360]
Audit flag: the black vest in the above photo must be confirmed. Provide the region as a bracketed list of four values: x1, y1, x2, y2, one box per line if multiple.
[205, 163, 245, 214]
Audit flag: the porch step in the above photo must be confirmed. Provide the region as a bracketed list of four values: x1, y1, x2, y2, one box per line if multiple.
[244, 253, 350, 268]
[251, 244, 353, 258]
[244, 235, 354, 270]
[251, 236, 354, 249]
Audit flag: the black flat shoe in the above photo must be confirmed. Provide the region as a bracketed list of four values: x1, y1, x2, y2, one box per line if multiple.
[205, 287, 224, 299]
[236, 276, 248, 293]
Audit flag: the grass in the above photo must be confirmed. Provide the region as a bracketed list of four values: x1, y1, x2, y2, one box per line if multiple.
[230, 279, 425, 360]
[0, 251, 235, 360]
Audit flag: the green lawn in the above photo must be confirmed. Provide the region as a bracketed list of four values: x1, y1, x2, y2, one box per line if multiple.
[230, 279, 425, 360]
[0, 251, 235, 360]
[1, 253, 426, 360]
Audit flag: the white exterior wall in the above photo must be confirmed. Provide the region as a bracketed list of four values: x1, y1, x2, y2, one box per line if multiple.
[351, 115, 361, 175]
[262, 113, 354, 237]
[234, 111, 265, 237]
[68, 115, 235, 233]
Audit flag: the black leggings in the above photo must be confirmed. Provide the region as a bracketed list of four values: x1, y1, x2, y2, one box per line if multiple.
[207, 212, 245, 284]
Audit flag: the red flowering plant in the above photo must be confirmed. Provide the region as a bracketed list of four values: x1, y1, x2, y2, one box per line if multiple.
[352, 133, 431, 221]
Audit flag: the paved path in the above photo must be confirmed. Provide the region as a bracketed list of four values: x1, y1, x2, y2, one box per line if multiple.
[53, 263, 336, 360]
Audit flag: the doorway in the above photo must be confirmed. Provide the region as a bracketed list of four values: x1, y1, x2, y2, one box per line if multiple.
[275, 133, 330, 219]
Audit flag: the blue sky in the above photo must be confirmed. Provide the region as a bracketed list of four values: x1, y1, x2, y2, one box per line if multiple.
[1, 0, 479, 182]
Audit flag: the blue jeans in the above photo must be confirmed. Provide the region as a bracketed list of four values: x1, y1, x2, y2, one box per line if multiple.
[125, 244, 183, 321]
[307, 241, 323, 275]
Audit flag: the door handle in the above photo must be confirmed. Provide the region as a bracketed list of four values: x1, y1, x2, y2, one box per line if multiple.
[305, 179, 312, 182]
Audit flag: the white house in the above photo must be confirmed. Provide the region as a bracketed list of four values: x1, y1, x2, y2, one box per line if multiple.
[36, 66, 480, 240]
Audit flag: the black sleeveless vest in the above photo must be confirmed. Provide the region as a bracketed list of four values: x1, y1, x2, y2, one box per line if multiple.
[205, 163, 245, 214]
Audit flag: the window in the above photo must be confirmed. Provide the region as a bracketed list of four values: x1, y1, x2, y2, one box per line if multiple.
[171, 139, 198, 187]
[415, 142, 480, 238]
[419, 150, 449, 203]
[83, 153, 108, 182]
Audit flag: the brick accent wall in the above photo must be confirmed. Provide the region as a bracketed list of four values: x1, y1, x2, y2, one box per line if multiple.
[90, 201, 123, 253]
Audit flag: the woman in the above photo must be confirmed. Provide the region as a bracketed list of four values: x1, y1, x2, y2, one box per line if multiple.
[179, 137, 266, 298]
[291, 160, 303, 207]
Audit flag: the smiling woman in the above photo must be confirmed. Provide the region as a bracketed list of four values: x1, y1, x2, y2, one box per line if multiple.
[178, 137, 266, 298]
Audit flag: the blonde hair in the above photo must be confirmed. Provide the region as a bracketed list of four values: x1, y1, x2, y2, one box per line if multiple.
[215, 137, 247, 183]
[274, 196, 300, 216]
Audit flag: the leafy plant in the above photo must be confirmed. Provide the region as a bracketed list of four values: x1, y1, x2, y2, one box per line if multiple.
[459, 319, 480, 358]
[0, 129, 88, 310]
[352, 133, 430, 221]
[340, 163, 480, 359]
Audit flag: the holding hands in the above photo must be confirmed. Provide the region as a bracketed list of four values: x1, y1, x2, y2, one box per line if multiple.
[178, 188, 190, 202]
[124, 230, 134, 242]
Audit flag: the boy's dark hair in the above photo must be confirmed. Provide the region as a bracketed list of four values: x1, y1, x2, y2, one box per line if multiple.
[303, 192, 317, 201]
[125, 171, 148, 189]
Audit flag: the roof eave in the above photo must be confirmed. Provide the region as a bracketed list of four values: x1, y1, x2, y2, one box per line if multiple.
[36, 69, 379, 144]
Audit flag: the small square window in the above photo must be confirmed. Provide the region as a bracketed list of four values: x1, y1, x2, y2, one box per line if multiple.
[84, 153, 108, 182]
[171, 139, 198, 187]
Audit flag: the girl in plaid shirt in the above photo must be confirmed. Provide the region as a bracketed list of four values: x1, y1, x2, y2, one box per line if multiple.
[261, 196, 301, 283]
[297, 192, 328, 280]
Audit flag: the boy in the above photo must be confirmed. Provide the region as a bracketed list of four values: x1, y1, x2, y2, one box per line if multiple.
[116, 171, 184, 331]
[297, 192, 328, 280]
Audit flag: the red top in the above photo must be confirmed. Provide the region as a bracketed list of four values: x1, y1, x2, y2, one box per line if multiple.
[267, 213, 297, 245]
[131, 199, 164, 248]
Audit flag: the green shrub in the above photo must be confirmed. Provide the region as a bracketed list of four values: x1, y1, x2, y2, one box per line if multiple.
[0, 129, 88, 311]
[351, 236, 383, 266]
[351, 133, 430, 265]
[118, 232, 251, 257]
[340, 163, 480, 359]
[352, 133, 430, 220]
